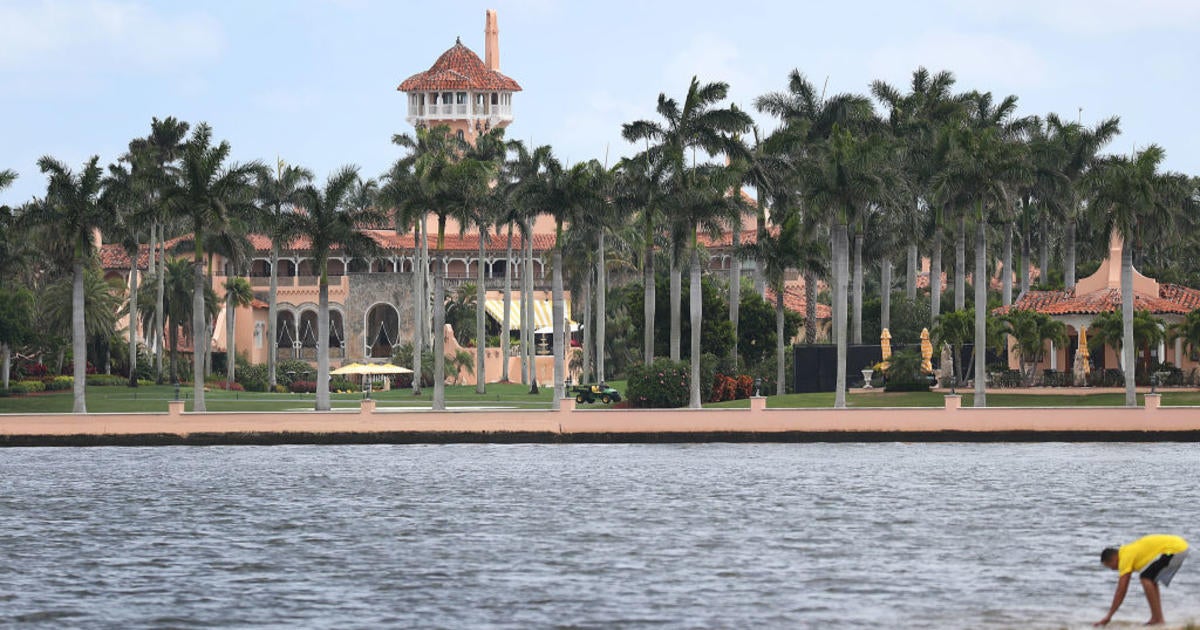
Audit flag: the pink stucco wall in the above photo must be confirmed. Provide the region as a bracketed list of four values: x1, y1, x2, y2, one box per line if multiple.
[3, 395, 1198, 438]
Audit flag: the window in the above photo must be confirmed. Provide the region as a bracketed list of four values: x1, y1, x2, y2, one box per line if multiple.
[491, 93, 499, 105]
[456, 92, 467, 104]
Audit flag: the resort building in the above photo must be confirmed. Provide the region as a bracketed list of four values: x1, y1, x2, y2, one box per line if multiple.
[96, 9, 821, 385]
[997, 232, 1200, 378]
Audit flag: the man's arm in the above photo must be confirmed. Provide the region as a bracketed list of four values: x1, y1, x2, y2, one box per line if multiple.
[1095, 572, 1132, 626]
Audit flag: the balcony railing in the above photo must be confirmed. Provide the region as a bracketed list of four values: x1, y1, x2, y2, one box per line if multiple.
[408, 103, 513, 120]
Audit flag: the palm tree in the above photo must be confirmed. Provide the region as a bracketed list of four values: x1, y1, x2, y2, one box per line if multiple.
[932, 309, 972, 387]
[871, 68, 963, 305]
[130, 117, 189, 384]
[1, 169, 25, 387]
[1000, 309, 1067, 384]
[623, 76, 752, 366]
[504, 141, 555, 393]
[1089, 310, 1167, 381]
[757, 70, 876, 350]
[138, 257, 216, 384]
[1171, 309, 1200, 361]
[254, 160, 313, 390]
[166, 124, 258, 411]
[801, 126, 886, 408]
[22, 156, 114, 413]
[1089, 146, 1172, 406]
[222, 276, 253, 388]
[42, 270, 124, 372]
[740, 201, 824, 395]
[1050, 115, 1121, 289]
[461, 129, 506, 394]
[933, 92, 1028, 407]
[281, 166, 385, 411]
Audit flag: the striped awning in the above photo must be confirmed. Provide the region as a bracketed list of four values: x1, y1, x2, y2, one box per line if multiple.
[484, 299, 578, 332]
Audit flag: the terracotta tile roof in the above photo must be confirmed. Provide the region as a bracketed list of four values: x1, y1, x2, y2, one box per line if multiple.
[398, 41, 522, 92]
[995, 284, 1200, 316]
[97, 234, 193, 270]
[765, 280, 832, 319]
[249, 230, 557, 255]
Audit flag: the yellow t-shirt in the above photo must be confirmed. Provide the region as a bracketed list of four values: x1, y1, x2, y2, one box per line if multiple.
[1118, 534, 1189, 575]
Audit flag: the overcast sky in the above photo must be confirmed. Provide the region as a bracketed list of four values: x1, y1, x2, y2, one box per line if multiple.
[2, 0, 1198, 205]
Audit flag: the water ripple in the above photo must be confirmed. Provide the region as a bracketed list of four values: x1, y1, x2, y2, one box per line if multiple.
[1, 443, 1197, 628]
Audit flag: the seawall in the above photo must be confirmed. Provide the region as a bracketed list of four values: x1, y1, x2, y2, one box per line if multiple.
[4, 395, 1200, 446]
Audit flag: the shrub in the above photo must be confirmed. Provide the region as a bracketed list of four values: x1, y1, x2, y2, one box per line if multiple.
[884, 349, 932, 392]
[289, 380, 316, 394]
[137, 379, 155, 387]
[0, 388, 9, 397]
[277, 359, 315, 386]
[330, 378, 355, 392]
[44, 375, 73, 391]
[86, 375, 126, 387]
[8, 382, 30, 395]
[210, 380, 245, 391]
[626, 358, 690, 408]
[18, 362, 48, 379]
[235, 363, 269, 392]
[17, 380, 45, 393]
[273, 384, 289, 394]
[710, 373, 737, 402]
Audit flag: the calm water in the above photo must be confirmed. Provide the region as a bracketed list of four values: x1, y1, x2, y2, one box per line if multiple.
[1, 443, 1197, 629]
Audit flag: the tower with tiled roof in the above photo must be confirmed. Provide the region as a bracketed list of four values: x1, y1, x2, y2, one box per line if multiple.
[398, 10, 520, 144]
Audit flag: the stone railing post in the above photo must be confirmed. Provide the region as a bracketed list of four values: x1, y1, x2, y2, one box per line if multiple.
[168, 400, 185, 416]
[1144, 393, 1161, 411]
[749, 396, 767, 413]
[944, 394, 961, 412]
[360, 398, 377, 414]
[558, 397, 576, 414]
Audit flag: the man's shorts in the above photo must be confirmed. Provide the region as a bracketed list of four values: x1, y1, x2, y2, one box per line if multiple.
[1141, 549, 1189, 586]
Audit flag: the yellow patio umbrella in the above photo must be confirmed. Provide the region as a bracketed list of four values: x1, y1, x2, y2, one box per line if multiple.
[920, 328, 933, 374]
[880, 328, 892, 370]
[1078, 326, 1091, 375]
[330, 363, 367, 375]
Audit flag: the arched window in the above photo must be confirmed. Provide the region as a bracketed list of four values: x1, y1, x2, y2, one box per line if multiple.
[276, 311, 298, 358]
[365, 304, 400, 359]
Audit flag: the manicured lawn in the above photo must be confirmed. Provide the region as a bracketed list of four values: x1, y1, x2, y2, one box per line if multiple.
[705, 391, 1200, 409]
[0, 382, 559, 414]
[3, 383, 1198, 414]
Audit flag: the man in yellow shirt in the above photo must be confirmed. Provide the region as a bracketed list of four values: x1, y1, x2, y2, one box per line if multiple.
[1095, 534, 1189, 626]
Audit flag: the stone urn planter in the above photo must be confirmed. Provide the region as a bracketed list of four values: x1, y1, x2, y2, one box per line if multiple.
[861, 369, 874, 389]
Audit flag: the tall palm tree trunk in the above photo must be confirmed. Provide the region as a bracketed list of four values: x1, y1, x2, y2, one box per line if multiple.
[804, 268, 817, 344]
[72, 261, 87, 414]
[128, 258, 139, 387]
[155, 225, 166, 383]
[475, 230, 487, 394]
[1064, 219, 1077, 290]
[1038, 217, 1050, 287]
[906, 243, 918, 300]
[973, 218, 987, 408]
[669, 246, 681, 361]
[1002, 223, 1014, 306]
[433, 251, 446, 410]
[169, 313, 178, 385]
[1020, 224, 1031, 294]
[852, 229, 863, 344]
[525, 224, 538, 393]
[954, 215, 966, 312]
[729, 228, 741, 366]
[192, 259, 207, 412]
[225, 289, 235, 389]
[316, 276, 331, 411]
[596, 231, 606, 382]
[268, 243, 280, 390]
[582, 267, 592, 384]
[775, 286, 785, 396]
[880, 258, 892, 332]
[755, 191, 766, 298]
[1121, 243, 1136, 406]
[643, 229, 655, 364]
[501, 224, 512, 383]
[688, 247, 702, 408]
[930, 228, 943, 325]
[1, 344, 9, 389]
[833, 223, 849, 409]
[552, 246, 565, 409]
[411, 223, 424, 394]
